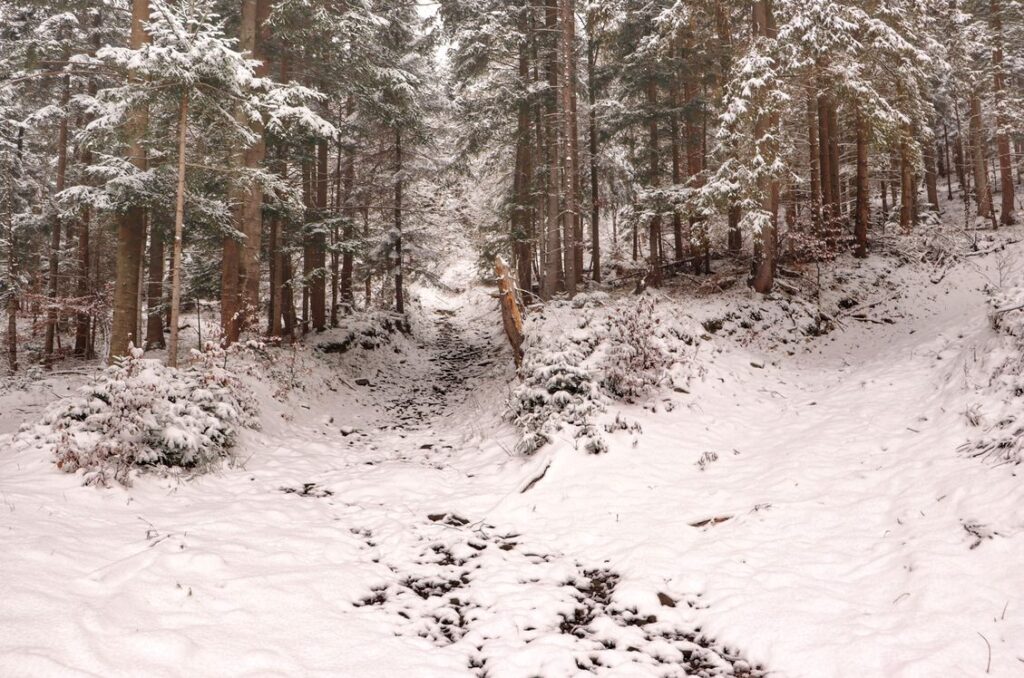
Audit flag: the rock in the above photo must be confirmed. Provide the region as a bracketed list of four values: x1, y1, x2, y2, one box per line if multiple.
[340, 426, 355, 436]
[657, 592, 677, 608]
[355, 378, 371, 386]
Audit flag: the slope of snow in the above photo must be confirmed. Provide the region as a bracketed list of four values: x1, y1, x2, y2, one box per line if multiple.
[2, 235, 1023, 677]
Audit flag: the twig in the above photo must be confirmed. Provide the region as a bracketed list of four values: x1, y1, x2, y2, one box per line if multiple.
[978, 632, 991, 674]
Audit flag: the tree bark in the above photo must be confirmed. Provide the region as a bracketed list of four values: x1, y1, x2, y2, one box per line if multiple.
[311, 140, 327, 330]
[393, 128, 404, 314]
[899, 137, 914, 231]
[646, 78, 662, 288]
[559, 0, 578, 297]
[145, 219, 165, 348]
[854, 103, 869, 257]
[991, 0, 1015, 225]
[807, 82, 821, 236]
[587, 23, 601, 282]
[167, 92, 188, 368]
[924, 135, 940, 213]
[514, 29, 534, 296]
[44, 66, 70, 364]
[968, 93, 993, 220]
[751, 0, 777, 294]
[110, 0, 150, 359]
[541, 0, 561, 299]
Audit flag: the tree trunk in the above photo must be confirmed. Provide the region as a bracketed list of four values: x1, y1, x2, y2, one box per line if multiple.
[646, 78, 662, 288]
[991, 0, 1015, 225]
[514, 30, 534, 296]
[393, 128, 404, 314]
[44, 67, 70, 364]
[559, 0, 578, 297]
[587, 25, 601, 282]
[899, 137, 914, 231]
[854, 104, 870, 257]
[145, 220, 165, 348]
[751, 0, 777, 294]
[541, 0, 561, 299]
[923, 126, 940, 213]
[670, 49, 684, 264]
[969, 93, 993, 220]
[167, 92, 188, 369]
[311, 140, 327, 330]
[817, 86, 834, 240]
[110, 0, 150, 359]
[807, 82, 821, 235]
[238, 0, 271, 329]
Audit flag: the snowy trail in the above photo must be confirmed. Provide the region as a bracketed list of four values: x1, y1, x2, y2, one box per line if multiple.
[486, 255, 1024, 677]
[2, 256, 1024, 677]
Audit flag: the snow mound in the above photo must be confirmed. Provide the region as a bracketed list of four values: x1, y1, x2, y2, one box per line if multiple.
[13, 347, 258, 486]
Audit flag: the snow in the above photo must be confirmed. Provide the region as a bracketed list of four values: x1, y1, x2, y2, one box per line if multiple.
[2, 233, 1024, 677]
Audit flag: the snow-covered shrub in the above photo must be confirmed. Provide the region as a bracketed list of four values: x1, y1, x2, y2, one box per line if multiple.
[961, 283, 1024, 465]
[15, 347, 258, 486]
[508, 334, 603, 455]
[599, 297, 668, 401]
[508, 296, 700, 455]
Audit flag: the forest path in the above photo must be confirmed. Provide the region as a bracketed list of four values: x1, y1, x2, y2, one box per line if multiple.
[483, 242, 1024, 677]
[2, 253, 1023, 678]
[375, 311, 498, 433]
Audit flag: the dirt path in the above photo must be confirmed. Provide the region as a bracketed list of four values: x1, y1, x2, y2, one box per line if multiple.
[373, 312, 499, 433]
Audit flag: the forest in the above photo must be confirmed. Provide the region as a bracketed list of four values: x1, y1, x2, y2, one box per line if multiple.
[2, 0, 1024, 676]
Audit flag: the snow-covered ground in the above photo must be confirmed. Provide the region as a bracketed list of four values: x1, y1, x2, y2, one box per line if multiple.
[2, 234, 1024, 677]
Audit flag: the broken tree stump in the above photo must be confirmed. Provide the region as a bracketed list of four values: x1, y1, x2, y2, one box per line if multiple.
[495, 256, 524, 368]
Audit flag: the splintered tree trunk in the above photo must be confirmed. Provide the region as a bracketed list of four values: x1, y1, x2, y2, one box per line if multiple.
[751, 0, 777, 294]
[110, 0, 150, 359]
[393, 128, 404, 314]
[646, 78, 662, 288]
[495, 256, 524, 367]
[167, 93, 188, 369]
[991, 0, 1015, 225]
[969, 93, 993, 220]
[145, 221, 165, 348]
[559, 0, 578, 297]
